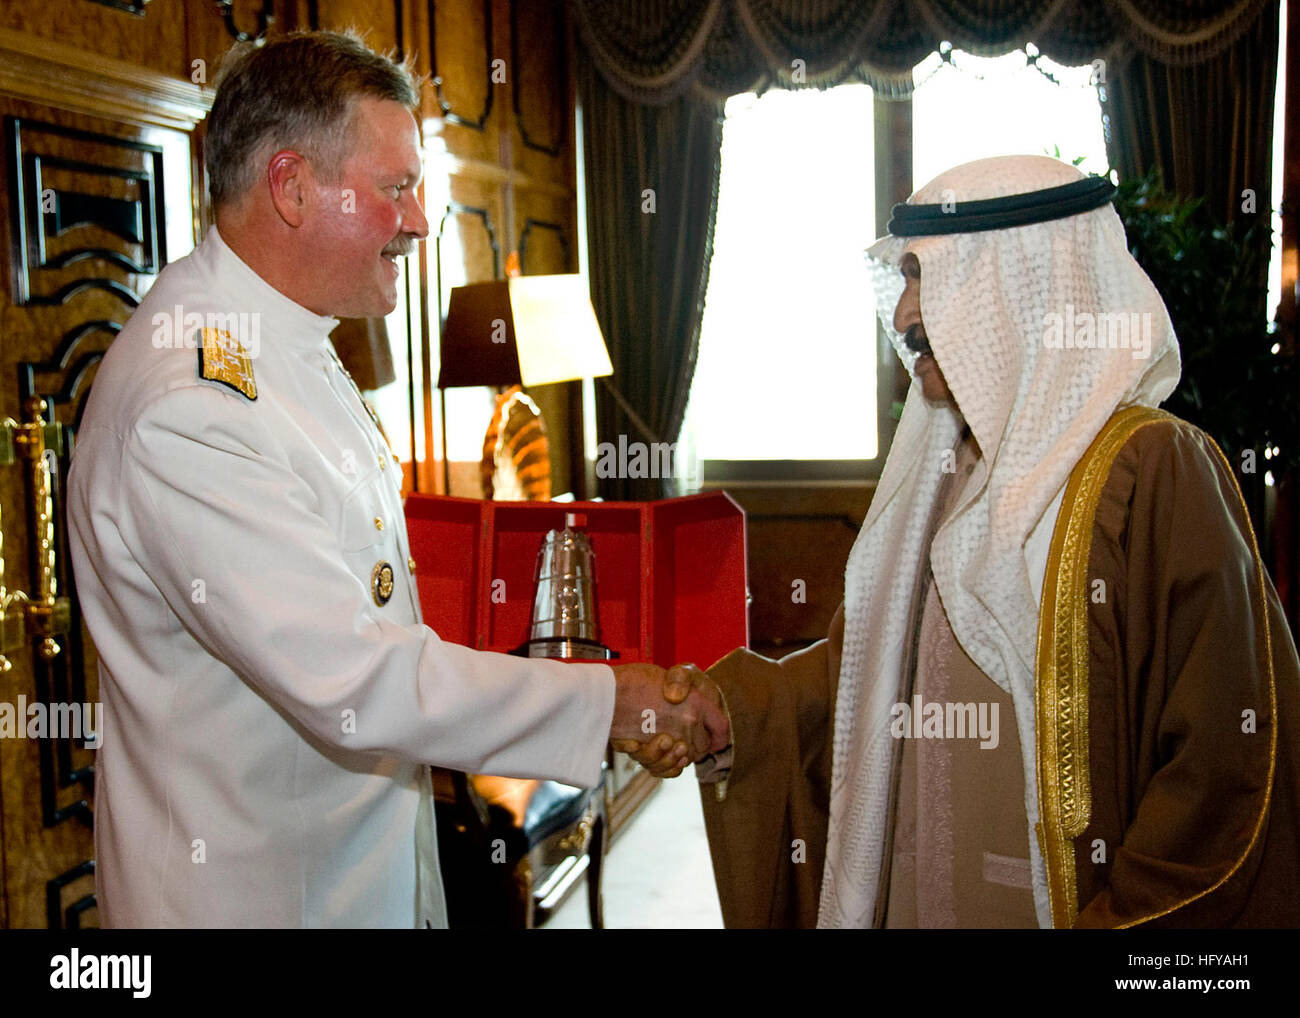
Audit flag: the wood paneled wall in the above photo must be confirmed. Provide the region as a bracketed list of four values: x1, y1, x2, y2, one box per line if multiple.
[1, 0, 254, 84]
[721, 484, 872, 657]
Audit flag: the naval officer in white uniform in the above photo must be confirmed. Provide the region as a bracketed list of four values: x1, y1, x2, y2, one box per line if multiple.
[67, 31, 727, 928]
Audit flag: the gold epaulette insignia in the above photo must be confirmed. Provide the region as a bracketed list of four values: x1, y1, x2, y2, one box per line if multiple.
[197, 329, 257, 401]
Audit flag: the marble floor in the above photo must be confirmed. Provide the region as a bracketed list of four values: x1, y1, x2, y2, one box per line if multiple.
[540, 773, 723, 929]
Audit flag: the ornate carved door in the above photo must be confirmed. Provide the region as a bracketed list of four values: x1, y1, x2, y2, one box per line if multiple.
[0, 41, 207, 928]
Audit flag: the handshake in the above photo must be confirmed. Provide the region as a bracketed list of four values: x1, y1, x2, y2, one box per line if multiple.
[608, 663, 729, 778]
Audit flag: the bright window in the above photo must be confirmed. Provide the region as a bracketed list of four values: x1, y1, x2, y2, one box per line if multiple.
[1268, 0, 1287, 324]
[683, 49, 1118, 478]
[682, 84, 879, 465]
[911, 45, 1108, 185]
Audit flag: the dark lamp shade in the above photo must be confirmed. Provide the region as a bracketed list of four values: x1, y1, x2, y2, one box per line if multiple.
[438, 275, 613, 389]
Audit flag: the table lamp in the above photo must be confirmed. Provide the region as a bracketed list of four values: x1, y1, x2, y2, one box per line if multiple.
[437, 274, 613, 497]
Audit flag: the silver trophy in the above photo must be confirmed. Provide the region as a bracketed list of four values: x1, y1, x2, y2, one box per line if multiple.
[526, 513, 614, 660]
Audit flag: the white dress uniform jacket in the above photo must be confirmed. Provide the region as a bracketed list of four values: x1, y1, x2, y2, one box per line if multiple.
[67, 226, 615, 928]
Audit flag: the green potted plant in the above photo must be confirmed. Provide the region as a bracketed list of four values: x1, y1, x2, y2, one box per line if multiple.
[1112, 170, 1298, 546]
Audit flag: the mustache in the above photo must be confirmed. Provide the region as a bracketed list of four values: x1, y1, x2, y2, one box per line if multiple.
[382, 239, 416, 257]
[903, 324, 932, 357]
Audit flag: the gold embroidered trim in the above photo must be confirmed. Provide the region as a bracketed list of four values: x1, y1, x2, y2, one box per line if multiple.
[1035, 405, 1172, 928]
[1035, 407, 1279, 928]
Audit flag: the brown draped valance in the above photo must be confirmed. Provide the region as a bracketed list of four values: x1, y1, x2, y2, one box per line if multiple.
[571, 0, 1274, 103]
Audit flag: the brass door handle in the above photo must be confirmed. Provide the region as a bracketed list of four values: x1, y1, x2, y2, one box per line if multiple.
[0, 501, 26, 672]
[0, 397, 71, 662]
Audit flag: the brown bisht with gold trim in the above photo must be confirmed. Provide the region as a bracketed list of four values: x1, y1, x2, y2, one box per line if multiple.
[698, 408, 1300, 928]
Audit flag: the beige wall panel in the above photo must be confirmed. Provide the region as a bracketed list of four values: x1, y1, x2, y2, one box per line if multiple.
[721, 485, 873, 653]
[313, 0, 401, 50]
[513, 188, 572, 274]
[429, 0, 499, 164]
[0, 0, 186, 78]
[508, 0, 569, 186]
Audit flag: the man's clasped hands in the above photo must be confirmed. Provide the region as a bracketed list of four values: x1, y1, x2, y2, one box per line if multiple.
[609, 663, 729, 778]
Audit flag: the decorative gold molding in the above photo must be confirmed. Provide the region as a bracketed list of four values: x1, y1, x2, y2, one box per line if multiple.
[1034, 405, 1173, 928]
[0, 27, 211, 132]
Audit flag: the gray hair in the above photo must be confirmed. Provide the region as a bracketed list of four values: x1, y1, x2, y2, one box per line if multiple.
[205, 30, 420, 209]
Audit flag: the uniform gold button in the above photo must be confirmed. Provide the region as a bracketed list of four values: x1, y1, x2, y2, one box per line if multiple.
[408, 556, 417, 574]
[392, 453, 400, 465]
[379, 455, 387, 470]
[374, 516, 384, 531]
[371, 561, 395, 606]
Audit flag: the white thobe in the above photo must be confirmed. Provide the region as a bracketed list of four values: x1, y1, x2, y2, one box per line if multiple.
[67, 226, 615, 928]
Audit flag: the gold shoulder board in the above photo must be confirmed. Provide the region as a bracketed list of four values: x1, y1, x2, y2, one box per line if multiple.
[197, 329, 257, 401]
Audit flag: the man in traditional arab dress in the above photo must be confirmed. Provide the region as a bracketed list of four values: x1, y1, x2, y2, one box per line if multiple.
[621, 154, 1300, 929]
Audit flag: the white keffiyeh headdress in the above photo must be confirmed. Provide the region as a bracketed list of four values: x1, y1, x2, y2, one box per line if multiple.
[819, 155, 1181, 928]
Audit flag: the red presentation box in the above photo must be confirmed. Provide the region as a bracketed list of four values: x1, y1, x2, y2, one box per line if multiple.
[403, 491, 748, 668]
